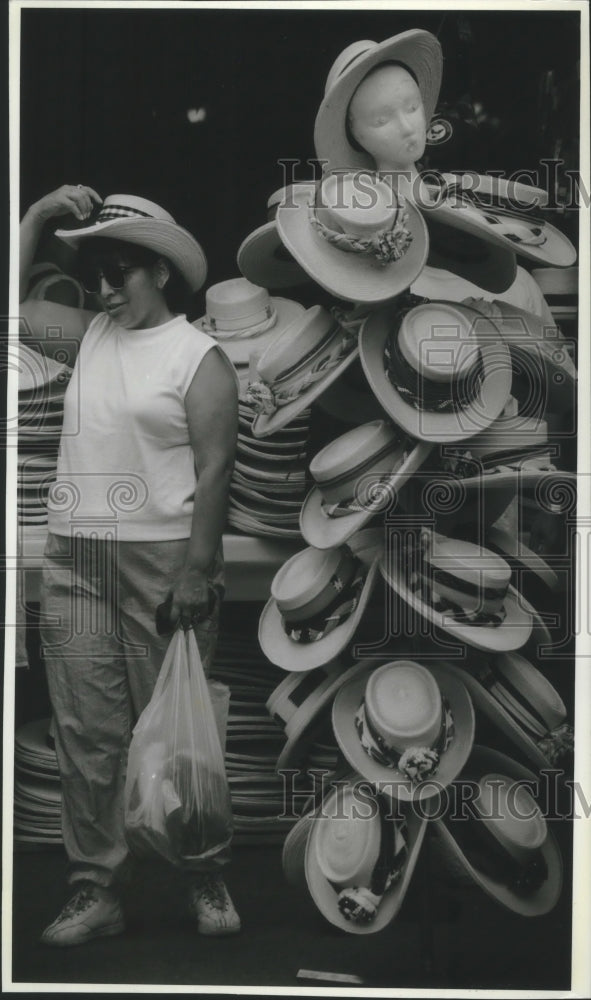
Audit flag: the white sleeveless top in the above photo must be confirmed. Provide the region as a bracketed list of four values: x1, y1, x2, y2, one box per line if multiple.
[48, 312, 229, 541]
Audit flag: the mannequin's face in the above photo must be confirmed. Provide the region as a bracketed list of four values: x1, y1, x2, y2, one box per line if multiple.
[348, 64, 427, 172]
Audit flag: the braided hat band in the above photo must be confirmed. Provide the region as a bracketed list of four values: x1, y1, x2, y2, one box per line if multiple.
[308, 198, 413, 265]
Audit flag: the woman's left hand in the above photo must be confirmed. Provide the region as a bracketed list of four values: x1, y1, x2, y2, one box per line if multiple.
[170, 567, 211, 630]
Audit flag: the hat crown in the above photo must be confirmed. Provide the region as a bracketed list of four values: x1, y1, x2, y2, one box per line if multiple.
[365, 661, 443, 752]
[310, 419, 399, 483]
[271, 545, 342, 609]
[316, 171, 401, 240]
[204, 278, 272, 332]
[475, 773, 547, 860]
[428, 536, 512, 591]
[256, 305, 336, 383]
[398, 303, 481, 383]
[313, 786, 381, 887]
[99, 194, 176, 224]
[324, 39, 377, 95]
[266, 182, 316, 220]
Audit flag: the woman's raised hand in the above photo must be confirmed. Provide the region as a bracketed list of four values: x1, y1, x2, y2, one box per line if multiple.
[31, 184, 102, 223]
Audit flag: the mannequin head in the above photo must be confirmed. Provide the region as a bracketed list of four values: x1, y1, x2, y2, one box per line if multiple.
[347, 62, 427, 175]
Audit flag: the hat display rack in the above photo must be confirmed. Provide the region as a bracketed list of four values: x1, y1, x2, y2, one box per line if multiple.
[230, 27, 577, 936]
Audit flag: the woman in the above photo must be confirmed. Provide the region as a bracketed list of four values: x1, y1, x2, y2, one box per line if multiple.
[19, 184, 241, 946]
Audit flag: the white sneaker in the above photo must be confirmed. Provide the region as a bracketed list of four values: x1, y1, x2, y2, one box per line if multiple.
[189, 877, 241, 936]
[40, 882, 125, 947]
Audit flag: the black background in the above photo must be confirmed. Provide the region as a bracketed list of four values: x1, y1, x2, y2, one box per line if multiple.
[20, 5, 581, 315]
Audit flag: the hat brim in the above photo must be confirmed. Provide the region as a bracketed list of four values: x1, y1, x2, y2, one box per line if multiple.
[237, 221, 311, 290]
[425, 217, 518, 295]
[379, 558, 533, 653]
[251, 342, 361, 438]
[229, 497, 300, 525]
[305, 797, 428, 934]
[55, 218, 207, 293]
[314, 30, 443, 174]
[359, 306, 512, 443]
[259, 556, 380, 672]
[332, 662, 475, 801]
[231, 482, 304, 509]
[276, 187, 428, 304]
[237, 440, 307, 463]
[299, 439, 433, 550]
[227, 510, 302, 539]
[421, 191, 577, 268]
[418, 468, 577, 534]
[435, 661, 553, 771]
[193, 297, 305, 366]
[486, 526, 561, 593]
[433, 744, 563, 916]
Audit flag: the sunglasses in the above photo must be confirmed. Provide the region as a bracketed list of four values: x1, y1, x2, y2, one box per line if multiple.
[79, 263, 138, 295]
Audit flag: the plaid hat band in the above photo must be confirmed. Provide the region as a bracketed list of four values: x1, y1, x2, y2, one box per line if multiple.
[96, 204, 154, 222]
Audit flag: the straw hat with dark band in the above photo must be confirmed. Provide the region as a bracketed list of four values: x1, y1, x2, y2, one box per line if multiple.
[433, 745, 563, 916]
[332, 659, 475, 801]
[359, 299, 512, 443]
[55, 194, 207, 292]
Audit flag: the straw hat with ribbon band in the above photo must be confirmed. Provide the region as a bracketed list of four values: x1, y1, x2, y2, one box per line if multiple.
[258, 527, 383, 673]
[407, 409, 575, 532]
[275, 171, 428, 303]
[432, 745, 562, 916]
[192, 277, 304, 365]
[245, 304, 362, 438]
[314, 30, 442, 174]
[440, 655, 573, 771]
[55, 194, 207, 293]
[283, 775, 428, 933]
[27, 262, 85, 308]
[300, 419, 433, 550]
[380, 530, 533, 653]
[332, 660, 475, 802]
[461, 297, 576, 409]
[417, 171, 551, 294]
[359, 297, 513, 443]
[237, 184, 315, 290]
[418, 173, 576, 268]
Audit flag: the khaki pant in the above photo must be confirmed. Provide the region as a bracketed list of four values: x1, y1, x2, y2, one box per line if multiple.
[40, 532, 230, 888]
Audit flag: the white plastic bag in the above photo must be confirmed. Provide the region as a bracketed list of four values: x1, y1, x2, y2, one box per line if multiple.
[124, 628, 233, 866]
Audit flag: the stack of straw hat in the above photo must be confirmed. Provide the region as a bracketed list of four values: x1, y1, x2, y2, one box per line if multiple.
[17, 344, 72, 527]
[194, 277, 312, 539]
[14, 718, 62, 850]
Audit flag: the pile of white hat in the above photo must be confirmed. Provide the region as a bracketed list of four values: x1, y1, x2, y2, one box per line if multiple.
[194, 277, 313, 539]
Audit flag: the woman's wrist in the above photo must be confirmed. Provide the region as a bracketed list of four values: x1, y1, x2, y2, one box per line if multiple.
[22, 201, 52, 227]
